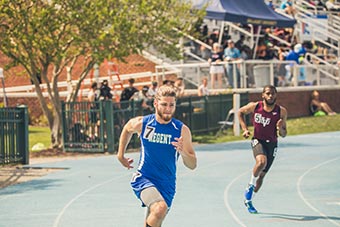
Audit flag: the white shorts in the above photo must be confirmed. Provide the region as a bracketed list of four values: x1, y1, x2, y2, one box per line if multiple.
[210, 65, 225, 74]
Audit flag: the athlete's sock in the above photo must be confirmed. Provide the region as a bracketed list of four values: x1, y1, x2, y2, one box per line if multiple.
[146, 223, 152, 227]
[249, 174, 258, 186]
[253, 192, 257, 199]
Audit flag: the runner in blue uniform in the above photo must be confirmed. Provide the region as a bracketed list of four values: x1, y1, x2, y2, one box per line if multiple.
[238, 85, 288, 214]
[117, 85, 197, 227]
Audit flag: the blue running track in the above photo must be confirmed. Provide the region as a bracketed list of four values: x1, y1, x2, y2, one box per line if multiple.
[0, 132, 339, 227]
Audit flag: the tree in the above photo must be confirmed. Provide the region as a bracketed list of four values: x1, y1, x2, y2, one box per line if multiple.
[0, 0, 205, 148]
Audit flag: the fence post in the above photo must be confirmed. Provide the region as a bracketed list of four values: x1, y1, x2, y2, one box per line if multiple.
[233, 93, 240, 136]
[103, 100, 115, 153]
[22, 106, 29, 164]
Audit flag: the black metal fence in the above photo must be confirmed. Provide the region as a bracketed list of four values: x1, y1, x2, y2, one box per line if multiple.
[0, 107, 29, 165]
[61, 93, 249, 153]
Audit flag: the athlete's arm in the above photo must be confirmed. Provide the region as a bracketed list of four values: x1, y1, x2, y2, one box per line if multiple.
[277, 106, 288, 138]
[117, 116, 143, 169]
[238, 102, 257, 139]
[172, 125, 197, 170]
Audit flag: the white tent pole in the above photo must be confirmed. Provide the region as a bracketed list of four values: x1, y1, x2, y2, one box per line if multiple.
[252, 25, 262, 59]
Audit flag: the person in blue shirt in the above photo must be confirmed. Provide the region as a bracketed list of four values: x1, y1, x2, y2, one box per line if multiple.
[224, 39, 241, 88]
[117, 85, 197, 227]
[280, 0, 296, 16]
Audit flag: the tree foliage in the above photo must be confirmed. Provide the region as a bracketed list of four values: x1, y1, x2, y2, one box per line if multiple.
[0, 0, 205, 148]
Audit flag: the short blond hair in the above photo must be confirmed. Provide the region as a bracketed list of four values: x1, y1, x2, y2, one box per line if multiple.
[155, 85, 177, 100]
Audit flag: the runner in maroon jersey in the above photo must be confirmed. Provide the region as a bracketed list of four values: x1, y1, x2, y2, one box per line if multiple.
[238, 85, 288, 213]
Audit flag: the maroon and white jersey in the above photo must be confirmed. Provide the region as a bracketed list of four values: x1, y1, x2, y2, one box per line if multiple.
[252, 101, 281, 142]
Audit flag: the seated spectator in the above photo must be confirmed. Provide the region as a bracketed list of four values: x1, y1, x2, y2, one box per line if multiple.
[280, 0, 296, 16]
[174, 77, 185, 97]
[310, 90, 336, 116]
[325, 0, 340, 11]
[198, 77, 210, 96]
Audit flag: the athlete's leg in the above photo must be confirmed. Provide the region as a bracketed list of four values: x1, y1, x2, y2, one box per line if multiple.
[253, 154, 267, 178]
[141, 187, 168, 227]
[254, 171, 266, 193]
[144, 201, 167, 227]
[254, 142, 277, 193]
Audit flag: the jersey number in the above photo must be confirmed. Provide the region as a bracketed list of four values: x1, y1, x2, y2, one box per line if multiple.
[143, 126, 155, 140]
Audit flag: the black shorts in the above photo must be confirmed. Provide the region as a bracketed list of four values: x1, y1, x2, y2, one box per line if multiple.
[251, 138, 278, 173]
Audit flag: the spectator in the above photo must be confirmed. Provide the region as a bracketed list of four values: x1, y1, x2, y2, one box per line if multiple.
[224, 39, 241, 88]
[197, 77, 210, 96]
[310, 90, 336, 116]
[208, 42, 225, 89]
[137, 86, 153, 115]
[280, 0, 296, 16]
[163, 79, 175, 87]
[174, 77, 185, 98]
[267, 0, 276, 10]
[88, 82, 100, 139]
[120, 78, 139, 108]
[147, 81, 158, 98]
[325, 0, 340, 11]
[99, 79, 113, 100]
[284, 44, 301, 84]
[120, 78, 139, 102]
[276, 47, 289, 86]
[235, 35, 245, 51]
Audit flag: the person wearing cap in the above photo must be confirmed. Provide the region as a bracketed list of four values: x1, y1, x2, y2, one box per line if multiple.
[224, 39, 241, 88]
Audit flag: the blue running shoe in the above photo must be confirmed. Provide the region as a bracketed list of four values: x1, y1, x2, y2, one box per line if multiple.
[244, 184, 255, 201]
[244, 200, 258, 214]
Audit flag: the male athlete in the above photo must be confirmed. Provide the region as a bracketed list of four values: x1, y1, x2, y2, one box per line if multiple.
[238, 85, 287, 213]
[117, 85, 197, 227]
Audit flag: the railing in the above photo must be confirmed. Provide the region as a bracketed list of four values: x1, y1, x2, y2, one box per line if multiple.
[0, 71, 156, 98]
[61, 94, 248, 153]
[156, 59, 340, 90]
[0, 107, 29, 165]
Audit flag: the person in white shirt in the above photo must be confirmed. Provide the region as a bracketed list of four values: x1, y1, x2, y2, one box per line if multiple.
[198, 77, 210, 96]
[147, 81, 158, 98]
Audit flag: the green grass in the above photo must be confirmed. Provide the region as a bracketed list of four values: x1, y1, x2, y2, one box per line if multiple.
[193, 114, 340, 144]
[29, 126, 51, 151]
[29, 115, 340, 152]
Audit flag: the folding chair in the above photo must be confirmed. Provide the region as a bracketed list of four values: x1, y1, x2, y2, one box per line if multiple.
[216, 109, 234, 136]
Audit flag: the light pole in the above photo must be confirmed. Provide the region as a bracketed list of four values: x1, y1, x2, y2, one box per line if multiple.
[0, 68, 7, 107]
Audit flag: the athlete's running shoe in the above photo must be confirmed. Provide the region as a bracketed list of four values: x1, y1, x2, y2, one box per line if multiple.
[244, 184, 255, 201]
[244, 200, 258, 214]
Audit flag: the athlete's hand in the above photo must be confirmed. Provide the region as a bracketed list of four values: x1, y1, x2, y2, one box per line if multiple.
[172, 137, 183, 153]
[242, 130, 251, 139]
[118, 156, 134, 170]
[276, 119, 283, 130]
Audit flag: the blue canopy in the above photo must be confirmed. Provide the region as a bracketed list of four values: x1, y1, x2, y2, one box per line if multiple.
[192, 0, 296, 27]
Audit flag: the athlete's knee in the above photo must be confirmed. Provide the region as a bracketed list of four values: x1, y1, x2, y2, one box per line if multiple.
[150, 201, 168, 220]
[256, 158, 267, 170]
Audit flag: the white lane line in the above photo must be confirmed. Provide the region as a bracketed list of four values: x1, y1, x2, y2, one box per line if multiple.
[224, 171, 249, 227]
[297, 156, 340, 227]
[53, 172, 131, 227]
